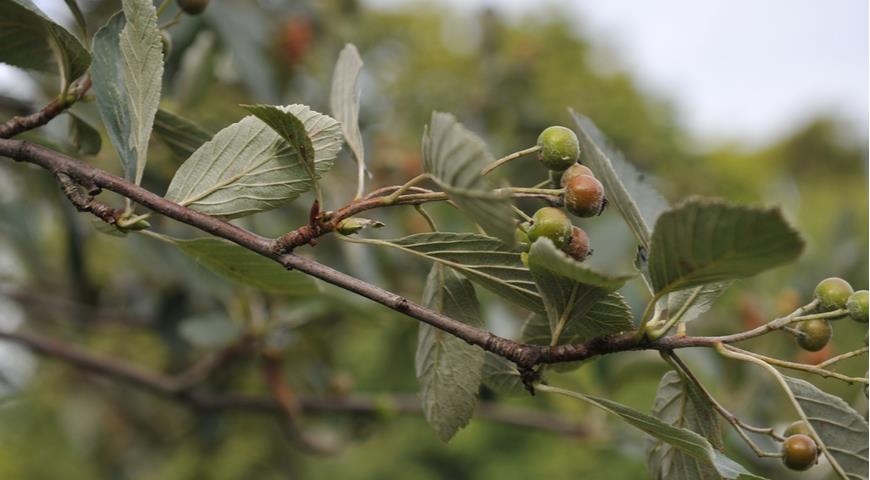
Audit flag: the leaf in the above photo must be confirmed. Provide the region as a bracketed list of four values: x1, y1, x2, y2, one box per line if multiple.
[416, 265, 485, 441]
[785, 376, 869, 479]
[528, 238, 633, 344]
[150, 233, 319, 296]
[647, 198, 804, 295]
[528, 237, 636, 291]
[570, 111, 668, 252]
[521, 291, 632, 346]
[92, 0, 164, 185]
[481, 352, 527, 396]
[62, 0, 86, 37]
[179, 314, 242, 348]
[242, 104, 318, 196]
[546, 386, 765, 480]
[67, 112, 101, 156]
[330, 43, 367, 198]
[378, 232, 541, 311]
[667, 282, 732, 325]
[646, 371, 724, 479]
[164, 105, 342, 219]
[423, 112, 515, 245]
[0, 0, 90, 85]
[153, 109, 212, 160]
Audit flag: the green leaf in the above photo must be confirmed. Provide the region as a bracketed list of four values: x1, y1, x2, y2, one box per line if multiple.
[521, 292, 632, 346]
[67, 112, 101, 156]
[0, 0, 90, 85]
[164, 105, 342, 219]
[423, 112, 515, 245]
[528, 237, 635, 290]
[528, 238, 633, 344]
[153, 109, 212, 160]
[648, 198, 803, 295]
[378, 232, 541, 311]
[784, 376, 869, 479]
[570, 111, 668, 252]
[179, 314, 242, 348]
[545, 386, 765, 480]
[92, 0, 164, 185]
[667, 282, 732, 326]
[242, 104, 318, 197]
[416, 265, 485, 441]
[62, 0, 86, 38]
[330, 43, 367, 198]
[481, 352, 527, 396]
[646, 370, 724, 479]
[150, 233, 319, 296]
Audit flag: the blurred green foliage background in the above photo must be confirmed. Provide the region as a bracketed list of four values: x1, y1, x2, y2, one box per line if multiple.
[0, 0, 866, 478]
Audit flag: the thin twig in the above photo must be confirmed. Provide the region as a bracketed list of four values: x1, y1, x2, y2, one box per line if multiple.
[722, 345, 867, 385]
[815, 347, 869, 369]
[0, 77, 91, 139]
[480, 145, 541, 176]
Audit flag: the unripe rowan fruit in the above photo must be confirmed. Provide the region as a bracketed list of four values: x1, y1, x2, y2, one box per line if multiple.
[814, 277, 853, 311]
[177, 0, 209, 15]
[783, 420, 811, 438]
[796, 319, 832, 352]
[537, 126, 580, 171]
[781, 434, 818, 471]
[563, 226, 591, 262]
[564, 174, 606, 217]
[520, 251, 529, 267]
[846, 290, 868, 323]
[527, 207, 572, 248]
[560, 163, 594, 187]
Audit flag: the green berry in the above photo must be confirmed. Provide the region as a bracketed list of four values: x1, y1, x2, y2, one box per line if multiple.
[796, 319, 832, 352]
[846, 290, 868, 323]
[537, 126, 580, 171]
[560, 163, 594, 187]
[781, 434, 818, 471]
[814, 277, 853, 311]
[527, 207, 572, 248]
[783, 420, 811, 438]
[520, 251, 529, 267]
[562, 226, 591, 262]
[177, 0, 209, 15]
[564, 174, 606, 217]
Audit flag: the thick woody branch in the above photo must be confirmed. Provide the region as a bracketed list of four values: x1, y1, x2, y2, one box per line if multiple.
[0, 138, 771, 368]
[0, 329, 588, 436]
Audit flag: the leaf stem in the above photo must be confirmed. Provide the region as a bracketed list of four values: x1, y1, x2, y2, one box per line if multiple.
[722, 345, 867, 385]
[383, 173, 430, 205]
[714, 343, 850, 480]
[480, 145, 541, 176]
[666, 352, 784, 458]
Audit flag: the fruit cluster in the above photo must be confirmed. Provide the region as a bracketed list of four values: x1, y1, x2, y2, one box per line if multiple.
[515, 127, 607, 263]
[793, 277, 867, 353]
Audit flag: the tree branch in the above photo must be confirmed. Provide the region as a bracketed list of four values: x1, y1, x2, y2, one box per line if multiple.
[0, 77, 92, 139]
[0, 329, 589, 436]
[0, 138, 788, 368]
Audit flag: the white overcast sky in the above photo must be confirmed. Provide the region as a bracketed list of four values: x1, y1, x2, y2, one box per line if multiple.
[367, 0, 869, 145]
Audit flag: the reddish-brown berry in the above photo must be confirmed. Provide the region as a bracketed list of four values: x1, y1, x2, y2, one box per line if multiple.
[562, 226, 591, 262]
[564, 174, 605, 217]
